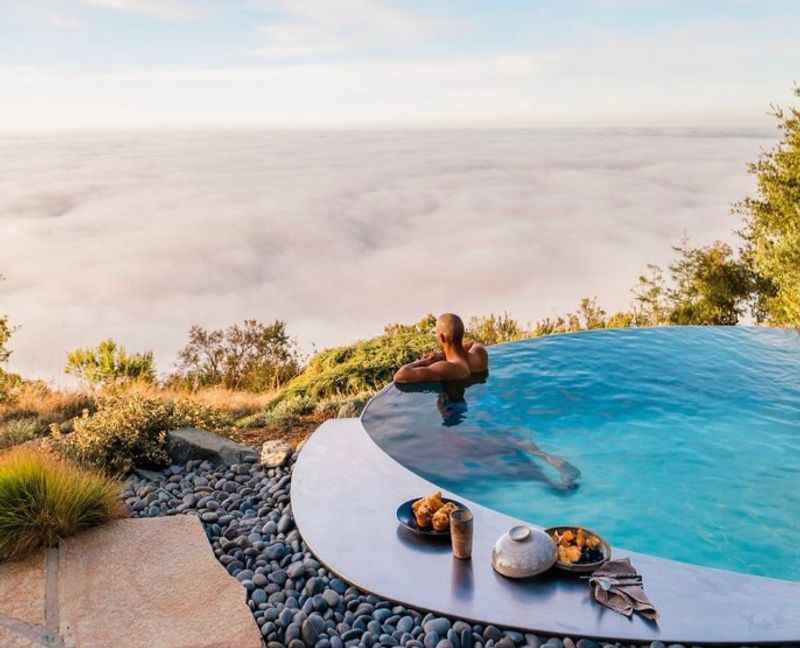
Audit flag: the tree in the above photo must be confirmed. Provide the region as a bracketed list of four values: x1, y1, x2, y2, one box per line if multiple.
[174, 320, 301, 392]
[631, 265, 670, 326]
[66, 339, 156, 388]
[0, 274, 11, 367]
[665, 239, 753, 325]
[735, 86, 800, 327]
[466, 313, 526, 345]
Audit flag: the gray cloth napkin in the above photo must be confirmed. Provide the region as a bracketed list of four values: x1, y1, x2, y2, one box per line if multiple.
[590, 558, 659, 622]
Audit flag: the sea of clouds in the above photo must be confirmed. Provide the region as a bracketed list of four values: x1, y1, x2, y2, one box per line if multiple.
[0, 127, 775, 383]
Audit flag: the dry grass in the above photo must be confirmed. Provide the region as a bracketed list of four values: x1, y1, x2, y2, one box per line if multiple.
[107, 382, 278, 420]
[0, 448, 124, 560]
[0, 381, 94, 426]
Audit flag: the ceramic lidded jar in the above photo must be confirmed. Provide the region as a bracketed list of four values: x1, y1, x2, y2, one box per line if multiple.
[491, 525, 556, 578]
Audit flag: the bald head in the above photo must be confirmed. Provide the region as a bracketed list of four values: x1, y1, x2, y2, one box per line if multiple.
[436, 313, 465, 346]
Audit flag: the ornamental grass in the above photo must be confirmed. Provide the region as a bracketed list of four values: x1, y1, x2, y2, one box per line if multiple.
[0, 448, 123, 561]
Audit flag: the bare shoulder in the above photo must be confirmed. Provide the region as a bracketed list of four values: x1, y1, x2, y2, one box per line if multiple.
[429, 360, 472, 380]
[467, 343, 489, 372]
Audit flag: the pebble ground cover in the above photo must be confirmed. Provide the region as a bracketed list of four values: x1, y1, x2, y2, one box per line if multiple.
[122, 453, 728, 648]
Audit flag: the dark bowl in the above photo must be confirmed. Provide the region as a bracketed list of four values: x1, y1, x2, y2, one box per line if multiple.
[396, 498, 467, 537]
[545, 525, 611, 573]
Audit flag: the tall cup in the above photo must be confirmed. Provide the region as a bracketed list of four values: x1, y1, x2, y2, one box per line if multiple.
[450, 508, 474, 560]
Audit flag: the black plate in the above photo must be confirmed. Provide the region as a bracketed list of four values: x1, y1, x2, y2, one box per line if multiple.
[396, 498, 467, 536]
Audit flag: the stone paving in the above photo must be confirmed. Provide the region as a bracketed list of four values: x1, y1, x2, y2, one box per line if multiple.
[0, 517, 261, 648]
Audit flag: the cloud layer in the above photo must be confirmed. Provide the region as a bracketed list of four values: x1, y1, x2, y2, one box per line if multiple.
[0, 127, 773, 383]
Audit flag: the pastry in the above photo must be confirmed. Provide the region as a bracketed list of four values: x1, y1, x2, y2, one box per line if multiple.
[431, 502, 458, 532]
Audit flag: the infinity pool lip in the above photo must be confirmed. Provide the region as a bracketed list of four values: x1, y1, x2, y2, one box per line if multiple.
[292, 416, 800, 645]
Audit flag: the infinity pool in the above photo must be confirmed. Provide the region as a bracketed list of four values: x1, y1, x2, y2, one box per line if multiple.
[362, 326, 800, 581]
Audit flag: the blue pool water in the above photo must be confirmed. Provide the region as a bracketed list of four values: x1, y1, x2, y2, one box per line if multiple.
[362, 326, 800, 581]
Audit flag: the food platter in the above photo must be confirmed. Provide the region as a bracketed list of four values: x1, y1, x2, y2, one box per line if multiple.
[396, 497, 467, 537]
[545, 525, 611, 573]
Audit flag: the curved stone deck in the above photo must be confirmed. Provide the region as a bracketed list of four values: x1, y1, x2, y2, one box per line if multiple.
[291, 418, 800, 645]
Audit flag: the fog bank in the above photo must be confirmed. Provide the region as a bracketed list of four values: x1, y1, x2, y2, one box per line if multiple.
[0, 128, 773, 383]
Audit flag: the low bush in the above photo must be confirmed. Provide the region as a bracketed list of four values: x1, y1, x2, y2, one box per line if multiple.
[108, 382, 276, 421]
[264, 394, 315, 427]
[0, 417, 43, 451]
[313, 391, 374, 418]
[0, 449, 122, 560]
[56, 394, 231, 474]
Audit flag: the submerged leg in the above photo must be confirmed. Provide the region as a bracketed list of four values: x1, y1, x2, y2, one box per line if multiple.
[515, 438, 582, 491]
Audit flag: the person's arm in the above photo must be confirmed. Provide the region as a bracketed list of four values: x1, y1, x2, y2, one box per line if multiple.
[421, 351, 444, 364]
[394, 360, 470, 383]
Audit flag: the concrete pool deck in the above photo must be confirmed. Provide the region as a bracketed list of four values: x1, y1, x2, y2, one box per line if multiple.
[291, 418, 800, 645]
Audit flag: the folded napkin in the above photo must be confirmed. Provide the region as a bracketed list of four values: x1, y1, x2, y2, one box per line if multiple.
[589, 558, 659, 622]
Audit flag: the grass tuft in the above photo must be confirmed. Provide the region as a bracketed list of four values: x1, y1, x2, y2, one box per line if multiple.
[0, 449, 123, 560]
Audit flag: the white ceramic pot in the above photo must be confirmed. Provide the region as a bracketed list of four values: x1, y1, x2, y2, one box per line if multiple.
[491, 525, 557, 578]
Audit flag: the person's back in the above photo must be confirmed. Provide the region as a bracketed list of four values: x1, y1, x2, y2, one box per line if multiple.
[393, 313, 488, 383]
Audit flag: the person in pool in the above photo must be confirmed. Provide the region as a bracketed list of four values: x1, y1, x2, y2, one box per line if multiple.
[393, 313, 488, 383]
[396, 378, 581, 491]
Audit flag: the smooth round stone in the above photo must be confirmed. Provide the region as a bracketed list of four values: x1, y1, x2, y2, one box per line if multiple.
[373, 609, 393, 624]
[251, 589, 268, 604]
[461, 630, 473, 648]
[330, 579, 348, 594]
[380, 634, 398, 647]
[436, 641, 453, 648]
[286, 624, 302, 642]
[288, 640, 305, 648]
[496, 639, 514, 648]
[561, 640, 574, 648]
[278, 514, 293, 533]
[323, 589, 341, 609]
[524, 636, 541, 648]
[483, 628, 503, 643]
[424, 619, 451, 637]
[253, 573, 269, 587]
[397, 617, 414, 634]
[306, 577, 325, 596]
[447, 629, 461, 648]
[424, 632, 441, 648]
[576, 641, 599, 648]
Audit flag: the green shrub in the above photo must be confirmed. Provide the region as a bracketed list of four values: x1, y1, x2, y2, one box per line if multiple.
[0, 449, 122, 560]
[56, 394, 231, 474]
[232, 412, 268, 429]
[265, 394, 315, 427]
[0, 417, 44, 450]
[314, 391, 374, 418]
[279, 325, 438, 404]
[65, 339, 156, 388]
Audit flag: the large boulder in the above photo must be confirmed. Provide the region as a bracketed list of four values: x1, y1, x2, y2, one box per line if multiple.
[166, 427, 257, 466]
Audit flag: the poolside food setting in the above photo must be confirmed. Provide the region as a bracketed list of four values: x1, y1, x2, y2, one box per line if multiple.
[293, 326, 800, 644]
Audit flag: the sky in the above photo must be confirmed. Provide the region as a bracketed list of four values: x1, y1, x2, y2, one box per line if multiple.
[1, 0, 799, 130]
